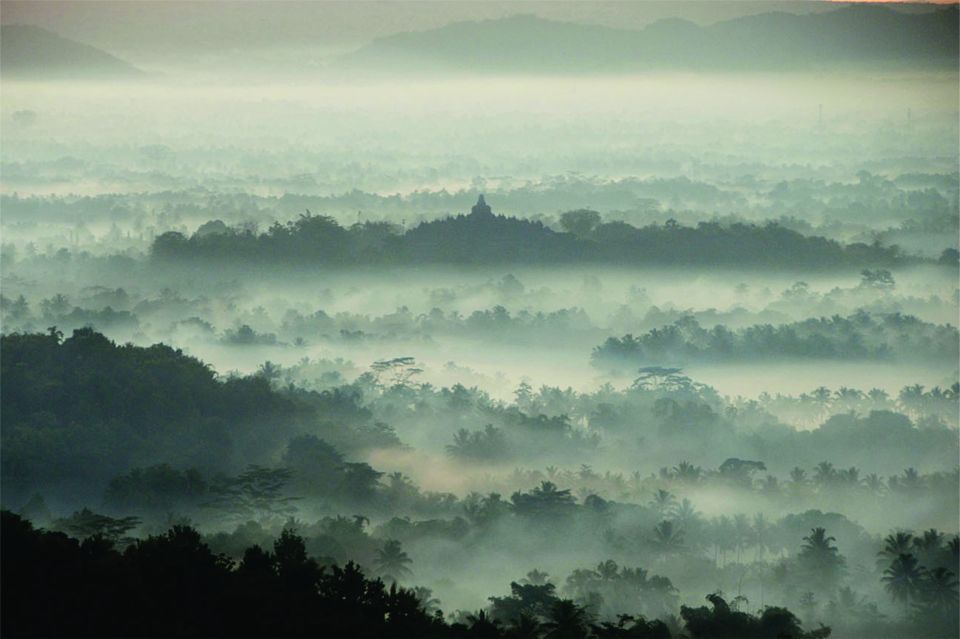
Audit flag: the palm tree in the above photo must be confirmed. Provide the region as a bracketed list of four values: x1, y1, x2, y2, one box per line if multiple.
[813, 462, 836, 488]
[882, 553, 926, 615]
[542, 599, 591, 638]
[411, 586, 440, 615]
[867, 387, 891, 409]
[465, 610, 502, 636]
[897, 468, 924, 493]
[898, 384, 926, 418]
[752, 513, 770, 561]
[837, 467, 860, 487]
[789, 467, 807, 485]
[375, 539, 412, 583]
[919, 567, 959, 611]
[833, 387, 863, 412]
[504, 613, 541, 638]
[672, 461, 703, 484]
[649, 489, 677, 517]
[863, 473, 885, 496]
[788, 467, 809, 499]
[878, 531, 914, 567]
[798, 527, 845, 588]
[811, 386, 832, 418]
[733, 513, 751, 563]
[674, 498, 703, 539]
[564, 568, 600, 598]
[652, 520, 684, 554]
[711, 516, 736, 567]
[913, 529, 944, 554]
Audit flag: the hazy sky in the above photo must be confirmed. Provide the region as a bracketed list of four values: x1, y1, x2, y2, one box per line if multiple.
[4, 0, 941, 65]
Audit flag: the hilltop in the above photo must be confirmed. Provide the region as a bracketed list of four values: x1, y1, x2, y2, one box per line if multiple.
[340, 6, 959, 73]
[1, 25, 144, 79]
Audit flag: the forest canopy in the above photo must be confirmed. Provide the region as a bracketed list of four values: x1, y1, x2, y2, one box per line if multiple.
[151, 208, 909, 269]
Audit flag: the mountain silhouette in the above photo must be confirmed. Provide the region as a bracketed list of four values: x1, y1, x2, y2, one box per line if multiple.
[1, 25, 144, 79]
[340, 6, 958, 73]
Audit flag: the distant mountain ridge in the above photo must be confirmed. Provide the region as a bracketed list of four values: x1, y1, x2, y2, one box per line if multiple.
[1, 24, 144, 79]
[341, 5, 959, 73]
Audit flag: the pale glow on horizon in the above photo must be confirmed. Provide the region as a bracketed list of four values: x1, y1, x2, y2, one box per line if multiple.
[828, 0, 956, 3]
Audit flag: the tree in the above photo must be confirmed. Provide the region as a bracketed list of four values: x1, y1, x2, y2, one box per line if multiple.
[282, 435, 345, 495]
[878, 531, 914, 566]
[882, 553, 926, 615]
[511, 482, 577, 520]
[521, 569, 551, 586]
[632, 367, 690, 391]
[918, 567, 959, 611]
[649, 489, 677, 516]
[489, 581, 558, 622]
[718, 458, 767, 487]
[652, 520, 685, 554]
[412, 586, 441, 615]
[105, 464, 209, 511]
[682, 593, 830, 638]
[52, 508, 140, 546]
[337, 462, 384, 503]
[672, 461, 703, 484]
[206, 466, 299, 521]
[371, 357, 423, 388]
[458, 609, 499, 636]
[375, 539, 413, 583]
[859, 268, 895, 290]
[542, 599, 592, 639]
[559, 209, 602, 238]
[797, 528, 845, 591]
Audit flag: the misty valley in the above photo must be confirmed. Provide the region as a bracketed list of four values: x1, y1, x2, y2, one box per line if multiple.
[1, 2, 959, 638]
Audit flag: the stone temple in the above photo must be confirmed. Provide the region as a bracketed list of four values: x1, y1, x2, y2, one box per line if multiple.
[471, 194, 493, 217]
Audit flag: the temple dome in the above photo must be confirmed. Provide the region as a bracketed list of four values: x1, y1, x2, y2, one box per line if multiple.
[471, 194, 493, 217]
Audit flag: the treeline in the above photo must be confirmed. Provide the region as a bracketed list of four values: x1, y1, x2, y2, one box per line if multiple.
[592, 312, 959, 368]
[4, 329, 957, 509]
[150, 210, 908, 268]
[2, 511, 831, 638]
[5, 169, 956, 233]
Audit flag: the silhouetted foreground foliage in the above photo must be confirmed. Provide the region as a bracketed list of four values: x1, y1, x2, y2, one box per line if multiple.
[2, 511, 831, 638]
[681, 594, 829, 639]
[151, 200, 907, 269]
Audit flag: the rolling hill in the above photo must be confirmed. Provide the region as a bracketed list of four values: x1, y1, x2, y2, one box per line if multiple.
[1, 24, 144, 79]
[340, 5, 959, 73]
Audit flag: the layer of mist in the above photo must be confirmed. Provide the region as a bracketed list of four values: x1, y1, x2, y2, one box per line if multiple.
[1, 3, 958, 638]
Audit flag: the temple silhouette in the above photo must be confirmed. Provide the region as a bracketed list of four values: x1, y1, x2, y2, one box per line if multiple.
[470, 194, 493, 218]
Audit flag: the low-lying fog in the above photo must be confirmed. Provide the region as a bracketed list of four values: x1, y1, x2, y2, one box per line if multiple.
[2, 19, 958, 638]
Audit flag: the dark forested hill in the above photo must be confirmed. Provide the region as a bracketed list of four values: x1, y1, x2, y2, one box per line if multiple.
[0, 25, 144, 79]
[0, 329, 391, 503]
[151, 197, 907, 269]
[340, 6, 958, 73]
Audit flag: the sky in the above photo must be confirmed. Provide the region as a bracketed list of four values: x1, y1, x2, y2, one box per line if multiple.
[3, 1, 937, 63]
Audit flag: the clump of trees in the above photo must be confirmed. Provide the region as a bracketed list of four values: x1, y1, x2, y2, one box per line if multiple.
[592, 311, 958, 367]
